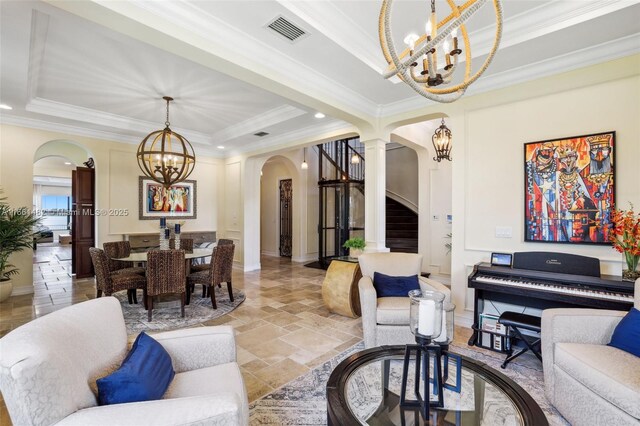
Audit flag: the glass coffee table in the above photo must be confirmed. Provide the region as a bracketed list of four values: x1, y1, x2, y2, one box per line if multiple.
[327, 346, 548, 426]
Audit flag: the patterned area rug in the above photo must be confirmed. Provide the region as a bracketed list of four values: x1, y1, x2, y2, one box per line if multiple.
[114, 287, 245, 334]
[249, 341, 568, 426]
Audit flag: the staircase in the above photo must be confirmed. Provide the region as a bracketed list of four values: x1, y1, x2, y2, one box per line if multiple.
[386, 197, 418, 253]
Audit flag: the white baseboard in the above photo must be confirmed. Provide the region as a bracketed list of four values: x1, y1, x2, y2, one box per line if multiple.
[292, 254, 318, 263]
[243, 263, 261, 272]
[260, 250, 279, 257]
[455, 312, 474, 328]
[11, 286, 34, 296]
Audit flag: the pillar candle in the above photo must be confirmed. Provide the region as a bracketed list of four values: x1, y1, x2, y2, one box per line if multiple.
[160, 217, 166, 228]
[175, 224, 181, 234]
[164, 228, 170, 239]
[418, 300, 435, 336]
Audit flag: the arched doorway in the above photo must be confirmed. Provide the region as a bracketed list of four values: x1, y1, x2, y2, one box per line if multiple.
[391, 118, 453, 278]
[33, 140, 95, 280]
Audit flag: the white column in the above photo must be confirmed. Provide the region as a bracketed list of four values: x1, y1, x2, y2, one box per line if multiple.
[363, 138, 390, 252]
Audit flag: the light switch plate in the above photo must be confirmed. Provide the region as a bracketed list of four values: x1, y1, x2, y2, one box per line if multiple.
[495, 226, 512, 238]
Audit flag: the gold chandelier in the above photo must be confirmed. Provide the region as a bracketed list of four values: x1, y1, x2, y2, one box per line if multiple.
[379, 0, 503, 103]
[137, 96, 196, 188]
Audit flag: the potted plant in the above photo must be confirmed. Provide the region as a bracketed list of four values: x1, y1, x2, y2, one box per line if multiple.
[0, 191, 40, 302]
[343, 237, 366, 258]
[609, 203, 640, 282]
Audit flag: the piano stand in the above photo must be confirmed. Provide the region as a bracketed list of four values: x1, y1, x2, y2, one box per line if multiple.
[498, 312, 542, 369]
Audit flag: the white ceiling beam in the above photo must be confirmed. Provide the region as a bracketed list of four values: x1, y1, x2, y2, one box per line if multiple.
[43, 0, 377, 130]
[211, 105, 307, 143]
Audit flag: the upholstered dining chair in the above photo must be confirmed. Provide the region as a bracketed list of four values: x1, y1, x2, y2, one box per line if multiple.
[103, 241, 145, 276]
[169, 238, 193, 252]
[146, 249, 186, 321]
[187, 244, 235, 309]
[190, 238, 233, 273]
[358, 252, 451, 348]
[89, 247, 146, 304]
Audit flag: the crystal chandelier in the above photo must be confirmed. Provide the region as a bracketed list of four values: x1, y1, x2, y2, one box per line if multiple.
[137, 97, 196, 188]
[379, 0, 503, 103]
[432, 119, 452, 162]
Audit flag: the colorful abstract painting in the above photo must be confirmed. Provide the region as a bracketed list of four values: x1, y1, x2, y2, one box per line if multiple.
[524, 131, 615, 244]
[139, 177, 197, 220]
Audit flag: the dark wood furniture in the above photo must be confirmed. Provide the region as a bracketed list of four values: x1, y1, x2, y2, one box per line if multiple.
[467, 261, 635, 352]
[124, 231, 216, 251]
[326, 345, 548, 426]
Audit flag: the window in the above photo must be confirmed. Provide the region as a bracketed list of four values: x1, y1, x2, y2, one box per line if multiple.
[41, 195, 71, 230]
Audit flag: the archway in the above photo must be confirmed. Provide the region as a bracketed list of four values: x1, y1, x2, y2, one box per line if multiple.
[391, 117, 453, 279]
[32, 140, 94, 280]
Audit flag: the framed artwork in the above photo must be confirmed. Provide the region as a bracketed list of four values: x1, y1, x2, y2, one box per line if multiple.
[524, 131, 615, 245]
[139, 177, 197, 220]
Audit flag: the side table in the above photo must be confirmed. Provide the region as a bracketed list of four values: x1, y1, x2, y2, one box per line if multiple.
[322, 259, 362, 318]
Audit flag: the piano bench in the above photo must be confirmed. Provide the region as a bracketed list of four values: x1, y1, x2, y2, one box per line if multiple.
[498, 312, 542, 369]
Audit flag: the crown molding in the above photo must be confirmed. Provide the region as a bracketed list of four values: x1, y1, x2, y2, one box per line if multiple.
[228, 119, 356, 157]
[211, 105, 306, 143]
[25, 97, 215, 147]
[471, 0, 637, 57]
[276, 0, 386, 74]
[128, 0, 380, 118]
[378, 34, 640, 117]
[0, 114, 224, 158]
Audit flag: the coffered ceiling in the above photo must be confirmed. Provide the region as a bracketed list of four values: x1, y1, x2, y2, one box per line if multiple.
[1, 1, 638, 157]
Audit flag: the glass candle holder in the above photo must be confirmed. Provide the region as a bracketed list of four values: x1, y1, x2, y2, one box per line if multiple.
[434, 302, 456, 344]
[409, 289, 445, 341]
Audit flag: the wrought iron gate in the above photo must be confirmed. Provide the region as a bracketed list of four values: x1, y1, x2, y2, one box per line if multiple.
[279, 179, 293, 257]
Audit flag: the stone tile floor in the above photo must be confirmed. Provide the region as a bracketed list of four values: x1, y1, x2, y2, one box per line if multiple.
[0, 244, 483, 425]
[0, 244, 364, 424]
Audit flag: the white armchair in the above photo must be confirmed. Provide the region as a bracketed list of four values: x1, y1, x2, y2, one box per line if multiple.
[358, 252, 451, 348]
[541, 278, 640, 426]
[0, 297, 249, 426]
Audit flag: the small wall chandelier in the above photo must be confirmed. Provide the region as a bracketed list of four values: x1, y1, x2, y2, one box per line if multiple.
[379, 0, 503, 103]
[432, 119, 452, 162]
[137, 96, 196, 188]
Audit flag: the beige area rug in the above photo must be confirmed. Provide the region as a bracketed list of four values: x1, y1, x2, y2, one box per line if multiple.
[249, 341, 568, 426]
[113, 287, 245, 334]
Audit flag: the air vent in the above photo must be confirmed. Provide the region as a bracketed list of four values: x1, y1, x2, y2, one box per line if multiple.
[254, 131, 269, 137]
[266, 16, 307, 42]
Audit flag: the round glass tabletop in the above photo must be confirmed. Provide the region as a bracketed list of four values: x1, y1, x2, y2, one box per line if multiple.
[327, 346, 548, 426]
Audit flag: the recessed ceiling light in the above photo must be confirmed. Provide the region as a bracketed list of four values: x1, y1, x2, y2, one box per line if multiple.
[314, 112, 325, 119]
[0, 104, 13, 110]
[64, 162, 72, 165]
[217, 145, 225, 149]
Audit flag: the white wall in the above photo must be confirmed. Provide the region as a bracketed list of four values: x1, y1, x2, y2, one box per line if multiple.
[386, 146, 419, 209]
[0, 124, 221, 293]
[451, 74, 640, 321]
[392, 122, 453, 276]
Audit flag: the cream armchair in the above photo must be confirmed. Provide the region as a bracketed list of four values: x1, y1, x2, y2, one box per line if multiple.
[541, 278, 640, 426]
[358, 252, 451, 348]
[0, 297, 249, 426]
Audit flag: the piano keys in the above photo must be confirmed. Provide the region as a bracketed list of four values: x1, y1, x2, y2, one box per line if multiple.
[467, 252, 635, 349]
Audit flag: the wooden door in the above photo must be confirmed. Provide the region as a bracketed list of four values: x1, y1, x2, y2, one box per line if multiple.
[72, 167, 95, 278]
[279, 179, 292, 257]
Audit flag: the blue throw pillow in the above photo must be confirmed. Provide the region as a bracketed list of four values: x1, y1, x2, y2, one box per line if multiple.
[97, 332, 175, 405]
[608, 307, 640, 357]
[373, 272, 420, 297]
